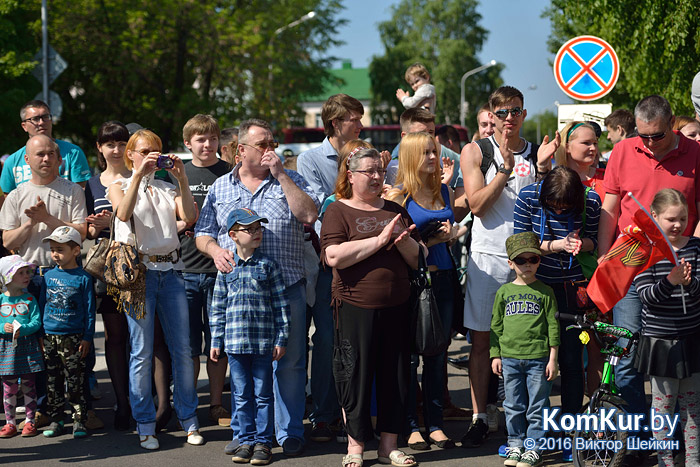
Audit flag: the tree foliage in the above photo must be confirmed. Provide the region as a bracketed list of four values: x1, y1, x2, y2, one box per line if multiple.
[0, 0, 42, 155]
[544, 0, 700, 116]
[369, 0, 502, 130]
[0, 0, 345, 155]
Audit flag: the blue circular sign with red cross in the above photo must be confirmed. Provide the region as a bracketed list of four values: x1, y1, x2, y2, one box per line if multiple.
[553, 35, 619, 101]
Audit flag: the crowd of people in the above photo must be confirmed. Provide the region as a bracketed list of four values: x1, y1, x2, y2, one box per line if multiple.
[2, 63, 700, 467]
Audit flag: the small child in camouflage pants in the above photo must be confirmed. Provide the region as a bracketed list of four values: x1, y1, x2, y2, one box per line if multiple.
[39, 226, 95, 438]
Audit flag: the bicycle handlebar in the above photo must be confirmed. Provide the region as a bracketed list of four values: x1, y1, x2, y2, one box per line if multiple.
[555, 312, 637, 340]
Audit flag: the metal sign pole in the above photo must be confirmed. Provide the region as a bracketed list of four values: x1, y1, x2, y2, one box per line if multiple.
[42, 0, 48, 105]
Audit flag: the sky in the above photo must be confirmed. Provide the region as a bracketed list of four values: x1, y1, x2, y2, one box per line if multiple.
[326, 0, 574, 116]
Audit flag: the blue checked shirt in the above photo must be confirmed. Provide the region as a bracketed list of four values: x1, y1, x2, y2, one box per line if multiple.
[210, 251, 290, 355]
[194, 164, 321, 286]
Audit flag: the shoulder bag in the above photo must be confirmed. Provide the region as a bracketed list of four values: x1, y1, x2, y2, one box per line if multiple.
[411, 249, 449, 356]
[84, 214, 114, 280]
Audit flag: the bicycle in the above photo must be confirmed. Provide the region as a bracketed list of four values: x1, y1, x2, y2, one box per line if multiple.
[556, 312, 640, 467]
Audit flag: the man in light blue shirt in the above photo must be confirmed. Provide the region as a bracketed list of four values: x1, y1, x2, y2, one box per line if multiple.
[296, 94, 364, 206]
[1, 100, 91, 193]
[295, 93, 364, 445]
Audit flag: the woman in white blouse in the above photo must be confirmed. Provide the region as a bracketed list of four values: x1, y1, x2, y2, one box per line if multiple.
[107, 129, 201, 450]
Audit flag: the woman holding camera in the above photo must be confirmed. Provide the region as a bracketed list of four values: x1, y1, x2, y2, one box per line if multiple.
[107, 129, 201, 450]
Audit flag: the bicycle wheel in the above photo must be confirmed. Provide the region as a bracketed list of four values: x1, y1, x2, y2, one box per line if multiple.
[573, 399, 628, 467]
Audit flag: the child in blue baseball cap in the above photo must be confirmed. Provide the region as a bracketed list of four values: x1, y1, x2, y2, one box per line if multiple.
[209, 208, 290, 465]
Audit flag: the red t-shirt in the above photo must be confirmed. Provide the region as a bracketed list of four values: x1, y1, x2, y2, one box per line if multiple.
[603, 132, 700, 235]
[320, 199, 421, 309]
[583, 167, 606, 202]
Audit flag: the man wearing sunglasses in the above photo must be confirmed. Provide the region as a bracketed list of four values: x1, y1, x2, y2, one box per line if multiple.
[1, 100, 91, 194]
[459, 85, 560, 449]
[195, 118, 320, 458]
[598, 94, 700, 467]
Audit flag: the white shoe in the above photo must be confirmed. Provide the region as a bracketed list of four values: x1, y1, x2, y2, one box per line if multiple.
[187, 430, 205, 446]
[487, 404, 500, 433]
[140, 435, 159, 450]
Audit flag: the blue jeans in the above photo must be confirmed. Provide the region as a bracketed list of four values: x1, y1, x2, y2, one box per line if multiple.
[407, 269, 454, 434]
[308, 266, 340, 424]
[183, 272, 216, 357]
[612, 284, 646, 415]
[126, 269, 199, 435]
[502, 357, 551, 450]
[229, 353, 274, 446]
[272, 280, 307, 444]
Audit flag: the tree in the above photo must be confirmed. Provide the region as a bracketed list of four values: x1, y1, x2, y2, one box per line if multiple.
[0, 0, 42, 155]
[369, 0, 502, 130]
[544, 0, 700, 116]
[7, 0, 345, 154]
[521, 110, 558, 145]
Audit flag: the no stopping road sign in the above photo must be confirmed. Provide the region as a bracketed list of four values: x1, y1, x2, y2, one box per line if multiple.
[553, 35, 619, 101]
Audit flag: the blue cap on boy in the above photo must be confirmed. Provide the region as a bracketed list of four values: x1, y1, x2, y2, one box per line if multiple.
[226, 208, 269, 232]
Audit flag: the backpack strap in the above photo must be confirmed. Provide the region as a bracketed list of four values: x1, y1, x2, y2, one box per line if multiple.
[476, 138, 541, 178]
[475, 138, 495, 178]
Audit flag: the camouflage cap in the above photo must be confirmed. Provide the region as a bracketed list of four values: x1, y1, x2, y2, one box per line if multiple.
[505, 232, 541, 260]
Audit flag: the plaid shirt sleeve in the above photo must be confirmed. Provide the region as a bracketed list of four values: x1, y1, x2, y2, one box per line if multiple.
[209, 271, 227, 351]
[194, 177, 220, 239]
[268, 262, 290, 348]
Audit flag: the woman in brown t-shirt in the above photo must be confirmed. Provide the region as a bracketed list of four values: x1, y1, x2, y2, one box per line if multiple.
[321, 147, 423, 467]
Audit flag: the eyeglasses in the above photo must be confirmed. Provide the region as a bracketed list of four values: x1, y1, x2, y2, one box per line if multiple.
[131, 148, 160, 156]
[493, 107, 523, 119]
[512, 256, 540, 265]
[638, 129, 667, 142]
[353, 169, 387, 177]
[241, 141, 279, 152]
[233, 226, 263, 235]
[22, 113, 52, 125]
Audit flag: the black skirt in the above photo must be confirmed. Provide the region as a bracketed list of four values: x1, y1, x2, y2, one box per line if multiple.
[634, 332, 700, 379]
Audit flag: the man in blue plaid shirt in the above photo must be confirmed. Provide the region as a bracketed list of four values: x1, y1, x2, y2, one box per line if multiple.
[210, 208, 289, 465]
[195, 118, 319, 457]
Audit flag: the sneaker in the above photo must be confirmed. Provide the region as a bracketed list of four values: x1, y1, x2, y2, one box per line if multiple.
[282, 437, 304, 457]
[461, 418, 489, 448]
[498, 444, 509, 458]
[504, 446, 524, 466]
[250, 444, 272, 465]
[232, 444, 253, 463]
[0, 423, 17, 438]
[310, 422, 333, 442]
[43, 421, 64, 438]
[187, 430, 205, 446]
[443, 402, 472, 421]
[225, 438, 241, 455]
[516, 450, 542, 467]
[21, 421, 38, 437]
[486, 404, 500, 433]
[208, 404, 231, 426]
[73, 421, 88, 438]
[139, 434, 159, 450]
[85, 410, 104, 430]
[562, 446, 572, 462]
[19, 410, 49, 430]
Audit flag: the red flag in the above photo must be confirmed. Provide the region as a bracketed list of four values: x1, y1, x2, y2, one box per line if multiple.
[587, 208, 677, 313]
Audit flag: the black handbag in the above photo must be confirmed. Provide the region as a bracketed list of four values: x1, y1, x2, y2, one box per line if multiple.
[411, 249, 449, 357]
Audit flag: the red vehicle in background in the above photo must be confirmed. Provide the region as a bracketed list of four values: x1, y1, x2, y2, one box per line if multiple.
[278, 124, 470, 157]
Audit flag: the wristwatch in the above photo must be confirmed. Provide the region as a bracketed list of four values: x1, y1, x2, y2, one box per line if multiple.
[498, 164, 513, 176]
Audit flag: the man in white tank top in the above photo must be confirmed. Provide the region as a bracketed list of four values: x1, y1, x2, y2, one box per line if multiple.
[458, 86, 560, 447]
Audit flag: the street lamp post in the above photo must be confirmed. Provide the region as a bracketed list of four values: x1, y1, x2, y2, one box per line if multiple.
[268, 11, 316, 123]
[460, 59, 497, 128]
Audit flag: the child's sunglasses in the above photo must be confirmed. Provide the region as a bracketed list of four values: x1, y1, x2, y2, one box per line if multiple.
[512, 256, 540, 265]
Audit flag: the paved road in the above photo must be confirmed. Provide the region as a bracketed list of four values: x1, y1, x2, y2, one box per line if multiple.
[1, 317, 658, 466]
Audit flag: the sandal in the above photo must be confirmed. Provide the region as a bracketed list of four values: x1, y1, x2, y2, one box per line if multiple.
[342, 453, 363, 467]
[377, 450, 417, 466]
